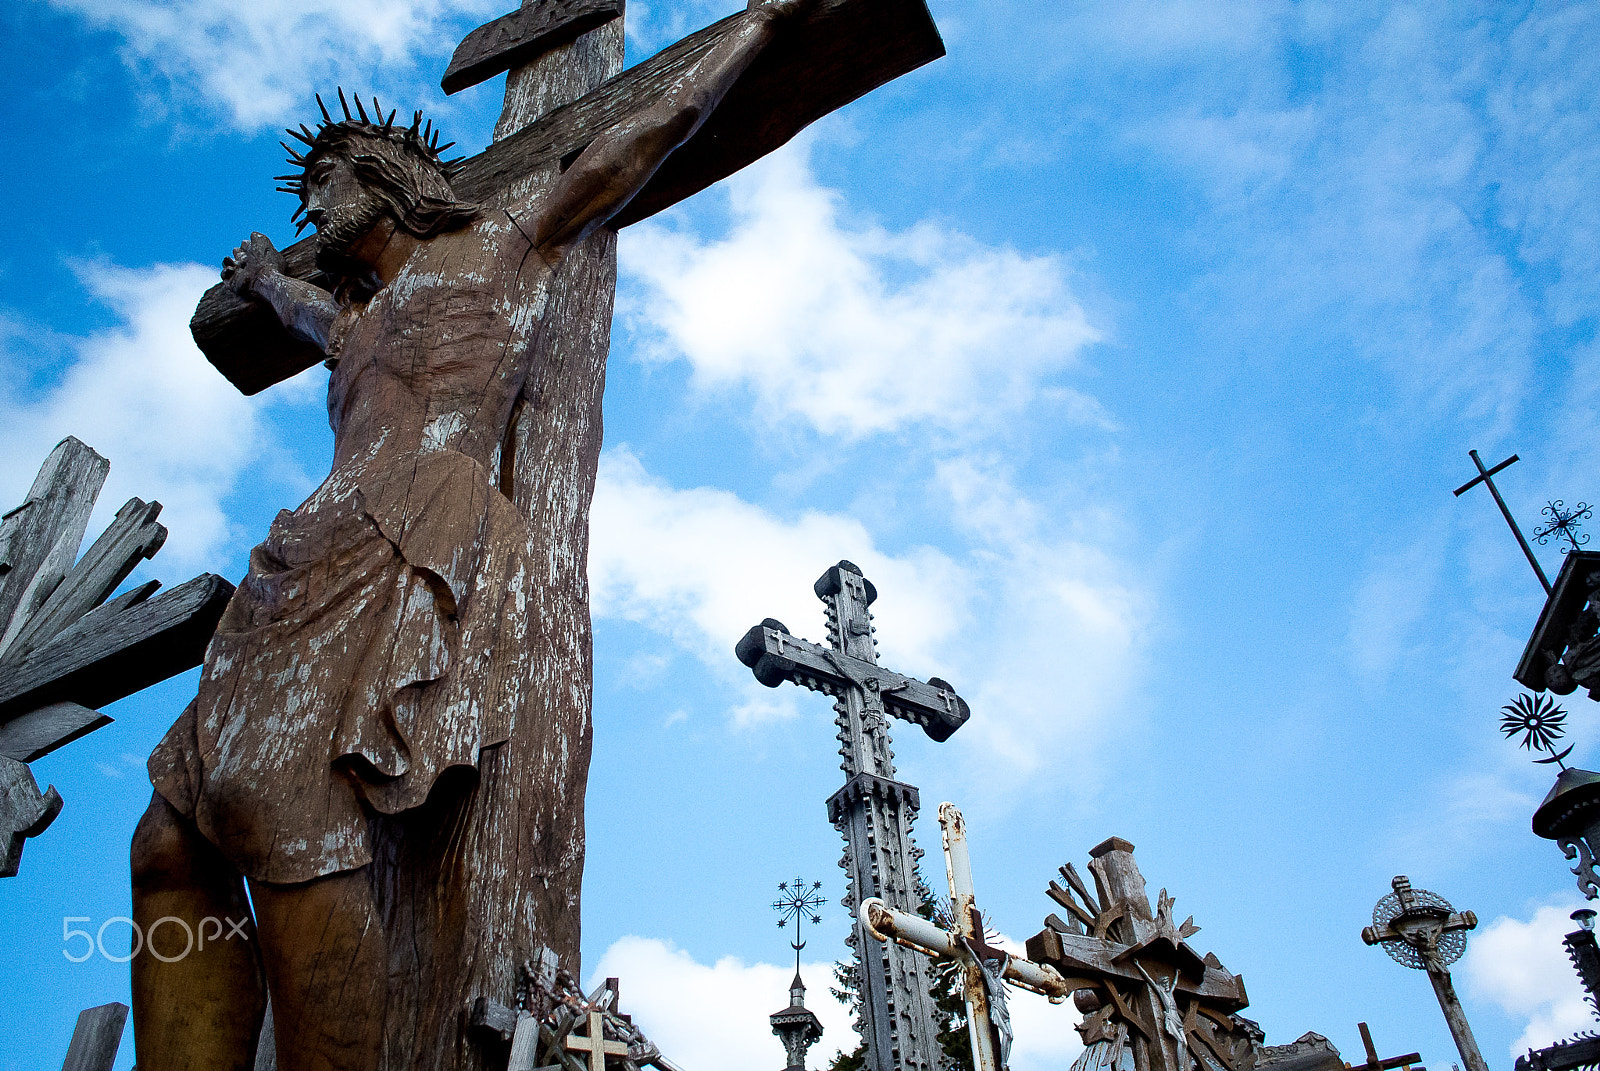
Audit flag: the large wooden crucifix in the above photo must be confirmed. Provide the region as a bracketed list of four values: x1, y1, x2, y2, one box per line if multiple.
[738, 560, 970, 1071]
[1021, 838, 1260, 1071]
[134, 4, 948, 1071]
[861, 802, 1071, 1071]
[0, 438, 231, 877]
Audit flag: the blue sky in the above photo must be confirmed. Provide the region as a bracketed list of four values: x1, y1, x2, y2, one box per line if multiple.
[3, 1, 1599, 1069]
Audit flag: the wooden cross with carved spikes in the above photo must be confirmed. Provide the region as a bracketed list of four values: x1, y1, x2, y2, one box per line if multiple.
[0, 438, 232, 877]
[189, 0, 947, 394]
[861, 802, 1071, 1071]
[1021, 838, 1259, 1071]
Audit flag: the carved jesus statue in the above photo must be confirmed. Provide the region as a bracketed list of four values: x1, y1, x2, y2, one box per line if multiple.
[130, 3, 815, 1069]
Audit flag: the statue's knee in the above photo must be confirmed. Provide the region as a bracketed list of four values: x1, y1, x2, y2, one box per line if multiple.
[131, 793, 195, 888]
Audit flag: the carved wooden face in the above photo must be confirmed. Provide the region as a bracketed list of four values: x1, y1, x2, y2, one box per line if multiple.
[303, 153, 389, 268]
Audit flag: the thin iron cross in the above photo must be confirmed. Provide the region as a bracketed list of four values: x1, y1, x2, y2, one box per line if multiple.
[1453, 450, 1551, 594]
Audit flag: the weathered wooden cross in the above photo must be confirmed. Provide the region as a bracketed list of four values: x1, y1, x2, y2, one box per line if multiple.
[0, 438, 231, 877]
[738, 560, 970, 1071]
[563, 1006, 632, 1071]
[861, 802, 1070, 1071]
[1021, 838, 1257, 1071]
[189, 0, 947, 394]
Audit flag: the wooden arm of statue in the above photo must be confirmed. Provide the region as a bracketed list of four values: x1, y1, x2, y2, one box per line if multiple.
[528, 0, 820, 257]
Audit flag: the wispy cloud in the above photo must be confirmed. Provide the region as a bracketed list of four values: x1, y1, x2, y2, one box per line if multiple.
[589, 935, 1082, 1071]
[589, 449, 1148, 777]
[618, 138, 1102, 439]
[42, 0, 495, 128]
[1462, 901, 1595, 1058]
[0, 260, 312, 576]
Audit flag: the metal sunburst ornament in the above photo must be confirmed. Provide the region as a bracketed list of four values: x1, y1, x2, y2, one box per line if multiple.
[1534, 500, 1594, 554]
[773, 878, 827, 975]
[1501, 691, 1573, 768]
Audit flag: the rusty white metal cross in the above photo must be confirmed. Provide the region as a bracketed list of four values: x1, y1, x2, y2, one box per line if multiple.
[861, 802, 1069, 1071]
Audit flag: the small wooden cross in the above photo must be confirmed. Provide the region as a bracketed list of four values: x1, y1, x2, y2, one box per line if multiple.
[563, 1007, 631, 1071]
[1347, 1022, 1423, 1071]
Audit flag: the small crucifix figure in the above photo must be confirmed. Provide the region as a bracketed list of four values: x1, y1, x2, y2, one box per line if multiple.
[1361, 876, 1488, 1071]
[861, 802, 1071, 1071]
[1021, 838, 1258, 1071]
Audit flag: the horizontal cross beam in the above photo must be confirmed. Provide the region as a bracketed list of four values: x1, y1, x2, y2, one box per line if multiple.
[1024, 926, 1249, 1009]
[0, 573, 234, 723]
[735, 621, 969, 741]
[190, 0, 946, 395]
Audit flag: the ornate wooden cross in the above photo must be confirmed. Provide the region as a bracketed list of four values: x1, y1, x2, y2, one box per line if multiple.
[861, 802, 1070, 1071]
[0, 438, 231, 877]
[738, 560, 970, 1071]
[1361, 876, 1488, 1071]
[1021, 838, 1258, 1071]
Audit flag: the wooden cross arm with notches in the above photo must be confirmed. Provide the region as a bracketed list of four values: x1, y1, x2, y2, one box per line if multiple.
[735, 620, 970, 741]
[1024, 927, 1250, 1010]
[190, 0, 946, 396]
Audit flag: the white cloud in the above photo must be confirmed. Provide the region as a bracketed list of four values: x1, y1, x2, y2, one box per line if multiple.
[1462, 902, 1596, 1058]
[589, 447, 969, 718]
[43, 0, 494, 128]
[589, 935, 1083, 1071]
[0, 260, 310, 576]
[618, 139, 1102, 439]
[589, 449, 1147, 775]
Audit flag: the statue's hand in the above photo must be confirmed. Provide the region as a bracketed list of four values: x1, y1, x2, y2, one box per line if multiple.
[221, 232, 287, 298]
[747, 0, 818, 23]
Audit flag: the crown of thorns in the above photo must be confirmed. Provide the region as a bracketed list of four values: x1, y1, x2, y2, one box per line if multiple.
[276, 88, 467, 233]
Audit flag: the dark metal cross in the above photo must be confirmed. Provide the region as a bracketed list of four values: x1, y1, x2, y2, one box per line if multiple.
[1454, 450, 1552, 594]
[1535, 501, 1593, 555]
[772, 877, 827, 976]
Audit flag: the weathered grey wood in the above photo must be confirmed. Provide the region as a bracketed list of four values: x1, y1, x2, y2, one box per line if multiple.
[3, 497, 167, 661]
[443, 0, 622, 95]
[0, 701, 111, 762]
[0, 438, 108, 650]
[189, 0, 945, 395]
[368, 16, 621, 1071]
[60, 1002, 128, 1071]
[1, 754, 62, 877]
[0, 573, 234, 723]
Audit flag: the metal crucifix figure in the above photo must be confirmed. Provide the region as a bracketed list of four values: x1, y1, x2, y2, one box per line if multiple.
[861, 803, 1071, 1071]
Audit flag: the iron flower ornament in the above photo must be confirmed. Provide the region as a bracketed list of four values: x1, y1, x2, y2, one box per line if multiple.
[1501, 691, 1573, 768]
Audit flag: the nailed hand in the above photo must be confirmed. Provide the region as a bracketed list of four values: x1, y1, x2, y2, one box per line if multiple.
[221, 232, 287, 298]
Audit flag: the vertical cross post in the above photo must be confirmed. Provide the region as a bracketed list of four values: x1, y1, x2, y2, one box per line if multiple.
[1454, 450, 1551, 594]
[738, 561, 971, 1071]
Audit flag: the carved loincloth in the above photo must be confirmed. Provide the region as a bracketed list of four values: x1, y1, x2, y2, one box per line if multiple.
[149, 449, 534, 885]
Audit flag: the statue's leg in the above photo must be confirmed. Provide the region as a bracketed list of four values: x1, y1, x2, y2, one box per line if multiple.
[131, 790, 266, 1071]
[250, 868, 386, 1071]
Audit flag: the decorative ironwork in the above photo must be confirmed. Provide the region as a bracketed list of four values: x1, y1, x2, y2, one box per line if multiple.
[1371, 883, 1468, 970]
[773, 878, 827, 975]
[1537, 502, 1594, 554]
[1502, 692, 1574, 768]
